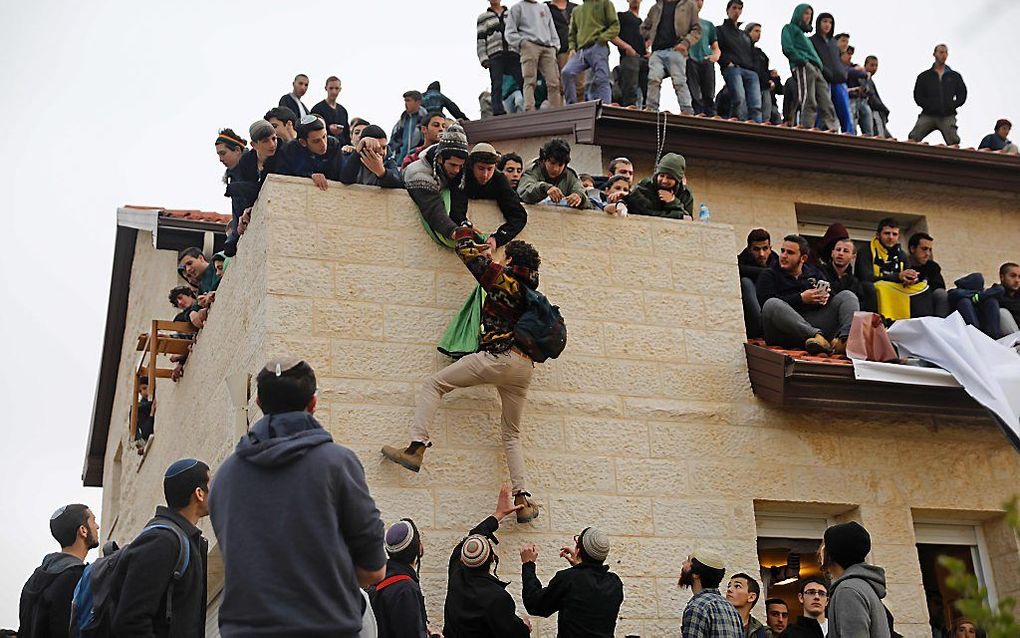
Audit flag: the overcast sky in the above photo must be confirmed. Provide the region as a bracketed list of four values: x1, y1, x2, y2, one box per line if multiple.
[0, 0, 1016, 628]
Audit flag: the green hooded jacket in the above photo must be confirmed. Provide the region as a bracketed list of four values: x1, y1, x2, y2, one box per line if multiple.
[780, 4, 822, 71]
[625, 153, 694, 219]
[568, 0, 621, 51]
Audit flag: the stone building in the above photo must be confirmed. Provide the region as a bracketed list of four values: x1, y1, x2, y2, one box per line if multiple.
[86, 108, 1020, 637]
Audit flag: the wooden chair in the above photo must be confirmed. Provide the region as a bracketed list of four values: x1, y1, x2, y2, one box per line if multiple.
[129, 320, 196, 440]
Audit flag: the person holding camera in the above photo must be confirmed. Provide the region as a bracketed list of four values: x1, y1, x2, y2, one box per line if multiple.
[757, 234, 860, 355]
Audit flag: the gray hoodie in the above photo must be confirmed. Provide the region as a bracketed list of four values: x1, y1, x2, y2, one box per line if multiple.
[210, 411, 386, 637]
[505, 0, 561, 52]
[828, 563, 892, 638]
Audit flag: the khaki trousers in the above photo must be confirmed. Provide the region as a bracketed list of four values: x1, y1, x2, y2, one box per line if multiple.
[411, 350, 534, 492]
[521, 41, 563, 110]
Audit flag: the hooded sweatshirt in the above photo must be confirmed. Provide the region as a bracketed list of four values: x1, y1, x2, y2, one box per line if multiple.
[505, 0, 561, 52]
[568, 0, 620, 51]
[422, 81, 468, 121]
[210, 410, 386, 637]
[780, 4, 823, 71]
[19, 552, 86, 637]
[828, 564, 892, 638]
[624, 153, 694, 219]
[809, 12, 845, 83]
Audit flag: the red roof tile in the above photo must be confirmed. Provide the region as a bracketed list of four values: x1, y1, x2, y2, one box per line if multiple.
[746, 338, 853, 366]
[124, 205, 230, 225]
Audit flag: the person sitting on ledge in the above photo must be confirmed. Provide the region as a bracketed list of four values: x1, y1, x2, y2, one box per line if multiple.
[336, 124, 403, 188]
[517, 138, 590, 209]
[624, 152, 694, 220]
[999, 262, 1020, 336]
[737, 228, 779, 338]
[403, 124, 471, 245]
[823, 237, 877, 313]
[978, 118, 1017, 154]
[498, 152, 525, 190]
[455, 143, 528, 250]
[855, 218, 927, 321]
[757, 234, 859, 355]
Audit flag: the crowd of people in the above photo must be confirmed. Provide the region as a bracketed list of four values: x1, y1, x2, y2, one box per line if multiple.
[24, 357, 975, 638]
[476, 0, 1016, 152]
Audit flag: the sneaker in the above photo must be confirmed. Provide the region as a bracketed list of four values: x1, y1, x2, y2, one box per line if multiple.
[381, 441, 427, 473]
[831, 337, 847, 355]
[514, 492, 540, 524]
[804, 333, 832, 355]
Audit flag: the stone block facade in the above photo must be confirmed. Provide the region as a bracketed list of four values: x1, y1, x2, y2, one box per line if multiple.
[102, 176, 1019, 637]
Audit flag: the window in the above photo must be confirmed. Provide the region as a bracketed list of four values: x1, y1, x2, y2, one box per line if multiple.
[915, 521, 998, 634]
[108, 443, 123, 537]
[755, 513, 830, 616]
[795, 203, 928, 259]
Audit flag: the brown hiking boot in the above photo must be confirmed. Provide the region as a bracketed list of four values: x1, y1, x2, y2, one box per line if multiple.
[804, 333, 832, 355]
[831, 337, 847, 355]
[381, 442, 427, 473]
[514, 492, 540, 524]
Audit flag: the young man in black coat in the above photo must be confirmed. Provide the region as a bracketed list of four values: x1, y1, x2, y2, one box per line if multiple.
[908, 44, 966, 145]
[737, 228, 779, 338]
[520, 526, 623, 637]
[19, 504, 99, 637]
[454, 143, 528, 251]
[112, 459, 210, 638]
[371, 518, 431, 638]
[444, 485, 530, 638]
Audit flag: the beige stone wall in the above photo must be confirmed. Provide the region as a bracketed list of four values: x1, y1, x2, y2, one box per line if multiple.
[103, 176, 1020, 637]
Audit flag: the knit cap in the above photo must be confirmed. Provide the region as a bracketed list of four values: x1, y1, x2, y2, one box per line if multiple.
[249, 119, 275, 143]
[655, 152, 687, 181]
[580, 527, 611, 562]
[460, 534, 492, 568]
[438, 124, 469, 158]
[823, 521, 871, 568]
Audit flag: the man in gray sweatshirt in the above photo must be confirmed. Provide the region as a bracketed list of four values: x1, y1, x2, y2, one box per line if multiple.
[821, 522, 893, 638]
[506, 0, 563, 111]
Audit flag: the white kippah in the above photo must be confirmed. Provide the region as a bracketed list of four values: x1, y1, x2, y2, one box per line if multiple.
[582, 527, 611, 561]
[460, 534, 492, 568]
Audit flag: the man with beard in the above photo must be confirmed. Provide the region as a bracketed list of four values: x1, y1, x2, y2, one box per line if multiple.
[679, 551, 744, 638]
[279, 73, 310, 118]
[824, 237, 877, 313]
[19, 504, 99, 637]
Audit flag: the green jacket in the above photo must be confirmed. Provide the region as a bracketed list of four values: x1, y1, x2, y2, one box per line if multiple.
[625, 152, 693, 219]
[568, 0, 620, 51]
[780, 3, 822, 71]
[517, 160, 592, 209]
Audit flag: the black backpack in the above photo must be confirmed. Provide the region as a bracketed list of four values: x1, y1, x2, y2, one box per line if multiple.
[513, 286, 566, 363]
[70, 520, 190, 638]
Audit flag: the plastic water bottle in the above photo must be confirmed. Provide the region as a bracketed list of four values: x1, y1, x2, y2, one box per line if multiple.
[698, 203, 711, 222]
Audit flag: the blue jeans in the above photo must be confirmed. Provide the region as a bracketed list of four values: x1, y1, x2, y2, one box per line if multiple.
[948, 291, 1002, 338]
[646, 49, 692, 112]
[561, 43, 611, 104]
[851, 97, 874, 135]
[722, 66, 762, 122]
[830, 83, 855, 134]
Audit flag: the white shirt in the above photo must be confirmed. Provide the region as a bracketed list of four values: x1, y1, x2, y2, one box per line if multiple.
[819, 619, 829, 636]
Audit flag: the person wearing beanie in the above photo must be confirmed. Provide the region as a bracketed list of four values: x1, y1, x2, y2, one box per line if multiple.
[403, 124, 472, 244]
[444, 485, 531, 637]
[624, 152, 695, 219]
[335, 124, 403, 188]
[370, 519, 432, 638]
[519, 526, 623, 637]
[18, 504, 98, 637]
[678, 551, 744, 638]
[454, 142, 529, 249]
[822, 522, 893, 638]
[401, 112, 450, 170]
[979, 118, 1017, 154]
[210, 358, 386, 637]
[112, 459, 210, 637]
[517, 137, 591, 209]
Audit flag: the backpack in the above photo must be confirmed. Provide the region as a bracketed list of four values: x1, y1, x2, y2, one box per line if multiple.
[70, 520, 190, 638]
[513, 286, 566, 363]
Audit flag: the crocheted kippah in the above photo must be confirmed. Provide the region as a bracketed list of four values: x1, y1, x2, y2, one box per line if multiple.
[385, 520, 416, 555]
[581, 527, 611, 561]
[460, 534, 492, 568]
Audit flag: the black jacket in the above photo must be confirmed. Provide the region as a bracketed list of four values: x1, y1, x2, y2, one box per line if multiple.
[521, 561, 623, 637]
[716, 20, 757, 71]
[111, 507, 208, 638]
[756, 262, 828, 310]
[312, 100, 351, 146]
[737, 248, 779, 282]
[372, 560, 429, 638]
[912, 259, 946, 290]
[279, 93, 308, 118]
[751, 47, 773, 90]
[444, 517, 529, 638]
[913, 66, 967, 116]
[1000, 289, 1020, 325]
[456, 160, 528, 247]
[278, 138, 341, 178]
[809, 13, 844, 83]
[780, 615, 825, 638]
[336, 152, 403, 188]
[822, 262, 877, 313]
[855, 241, 906, 284]
[19, 552, 86, 638]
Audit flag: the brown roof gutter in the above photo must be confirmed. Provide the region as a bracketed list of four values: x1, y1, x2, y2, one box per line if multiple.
[464, 102, 1020, 192]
